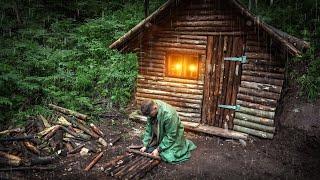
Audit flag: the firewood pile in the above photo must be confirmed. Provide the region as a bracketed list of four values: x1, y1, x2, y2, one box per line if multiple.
[0, 104, 118, 172]
[103, 148, 161, 179]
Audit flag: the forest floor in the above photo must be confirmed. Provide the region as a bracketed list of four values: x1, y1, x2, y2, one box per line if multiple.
[1, 94, 320, 180]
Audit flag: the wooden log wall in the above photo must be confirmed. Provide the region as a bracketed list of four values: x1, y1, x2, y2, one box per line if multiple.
[135, 0, 245, 122]
[233, 28, 285, 139]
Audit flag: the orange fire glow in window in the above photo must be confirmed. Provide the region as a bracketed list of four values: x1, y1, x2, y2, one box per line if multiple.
[166, 54, 199, 79]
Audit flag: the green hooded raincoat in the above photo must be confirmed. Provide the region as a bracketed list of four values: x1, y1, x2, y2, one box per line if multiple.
[142, 100, 197, 163]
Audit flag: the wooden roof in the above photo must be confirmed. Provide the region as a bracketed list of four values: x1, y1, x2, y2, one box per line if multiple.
[109, 0, 309, 56]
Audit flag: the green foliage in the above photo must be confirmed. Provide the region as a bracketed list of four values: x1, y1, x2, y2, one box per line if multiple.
[241, 0, 320, 100]
[0, 0, 164, 125]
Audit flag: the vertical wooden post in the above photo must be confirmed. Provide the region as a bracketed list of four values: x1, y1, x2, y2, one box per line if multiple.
[144, 0, 149, 18]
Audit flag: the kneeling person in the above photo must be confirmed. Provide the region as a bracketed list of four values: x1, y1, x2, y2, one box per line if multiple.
[140, 99, 196, 163]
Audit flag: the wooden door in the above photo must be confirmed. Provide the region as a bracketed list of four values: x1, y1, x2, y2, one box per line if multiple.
[202, 36, 244, 128]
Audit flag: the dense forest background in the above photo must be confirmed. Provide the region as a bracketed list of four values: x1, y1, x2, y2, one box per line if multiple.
[0, 0, 319, 126]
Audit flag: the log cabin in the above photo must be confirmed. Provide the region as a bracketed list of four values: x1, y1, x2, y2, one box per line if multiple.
[110, 0, 309, 139]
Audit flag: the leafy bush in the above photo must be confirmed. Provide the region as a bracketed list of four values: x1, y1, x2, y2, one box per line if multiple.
[0, 0, 164, 125]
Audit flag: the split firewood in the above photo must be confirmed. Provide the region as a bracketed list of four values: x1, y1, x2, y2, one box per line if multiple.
[98, 137, 108, 147]
[69, 118, 99, 139]
[105, 154, 135, 175]
[65, 143, 73, 153]
[29, 156, 57, 165]
[43, 125, 61, 141]
[37, 125, 60, 137]
[89, 123, 104, 137]
[68, 144, 85, 154]
[102, 154, 128, 169]
[61, 126, 91, 141]
[38, 115, 51, 128]
[48, 104, 88, 120]
[0, 157, 22, 166]
[126, 149, 161, 161]
[125, 157, 151, 179]
[0, 128, 25, 136]
[23, 141, 40, 155]
[128, 145, 143, 149]
[109, 136, 121, 146]
[115, 156, 144, 178]
[0, 151, 22, 166]
[57, 116, 72, 126]
[84, 151, 104, 171]
[134, 159, 160, 179]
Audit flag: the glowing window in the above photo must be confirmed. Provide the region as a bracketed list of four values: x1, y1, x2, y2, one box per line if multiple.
[166, 53, 199, 79]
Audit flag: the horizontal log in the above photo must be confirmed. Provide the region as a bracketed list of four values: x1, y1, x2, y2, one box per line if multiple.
[137, 83, 203, 95]
[238, 87, 280, 100]
[154, 34, 207, 40]
[242, 64, 285, 73]
[136, 97, 201, 109]
[127, 149, 161, 161]
[246, 40, 267, 47]
[246, 52, 272, 59]
[241, 75, 284, 86]
[177, 10, 234, 16]
[157, 38, 206, 45]
[241, 81, 282, 94]
[137, 78, 203, 90]
[138, 75, 204, 85]
[136, 92, 201, 105]
[137, 88, 203, 100]
[233, 125, 274, 139]
[139, 59, 164, 65]
[238, 106, 275, 119]
[139, 62, 164, 70]
[242, 70, 284, 80]
[0, 128, 24, 135]
[142, 53, 165, 60]
[160, 30, 244, 36]
[172, 20, 235, 27]
[177, 14, 235, 21]
[153, 46, 206, 54]
[139, 67, 163, 73]
[150, 42, 206, 50]
[48, 104, 88, 120]
[246, 59, 283, 67]
[139, 71, 163, 77]
[177, 111, 201, 118]
[237, 93, 277, 107]
[234, 119, 275, 133]
[235, 112, 274, 126]
[245, 46, 270, 53]
[236, 100, 275, 112]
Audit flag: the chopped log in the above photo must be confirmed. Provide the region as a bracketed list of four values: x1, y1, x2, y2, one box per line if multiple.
[65, 143, 73, 153]
[0, 151, 22, 166]
[84, 152, 104, 171]
[0, 135, 35, 142]
[114, 156, 144, 178]
[68, 144, 85, 154]
[106, 154, 135, 175]
[102, 154, 128, 169]
[89, 123, 104, 137]
[0, 165, 56, 171]
[134, 159, 161, 179]
[127, 149, 161, 161]
[233, 125, 274, 139]
[29, 156, 57, 165]
[235, 112, 274, 126]
[233, 119, 275, 133]
[238, 106, 275, 119]
[0, 157, 22, 166]
[43, 125, 61, 141]
[242, 70, 284, 80]
[124, 157, 150, 179]
[0, 128, 24, 136]
[128, 145, 143, 149]
[23, 141, 40, 155]
[57, 116, 72, 126]
[48, 104, 88, 120]
[68, 118, 99, 139]
[38, 115, 51, 128]
[61, 126, 91, 141]
[37, 125, 60, 137]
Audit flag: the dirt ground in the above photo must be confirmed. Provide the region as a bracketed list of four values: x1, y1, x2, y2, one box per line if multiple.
[1, 91, 320, 180]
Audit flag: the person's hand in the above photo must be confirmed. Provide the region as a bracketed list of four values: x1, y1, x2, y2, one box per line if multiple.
[151, 148, 159, 157]
[140, 146, 147, 152]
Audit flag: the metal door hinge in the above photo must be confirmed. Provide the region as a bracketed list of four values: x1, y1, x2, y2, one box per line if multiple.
[224, 56, 247, 63]
[218, 104, 240, 111]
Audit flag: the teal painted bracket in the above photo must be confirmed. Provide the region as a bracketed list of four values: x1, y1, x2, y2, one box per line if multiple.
[218, 104, 240, 111]
[224, 56, 247, 63]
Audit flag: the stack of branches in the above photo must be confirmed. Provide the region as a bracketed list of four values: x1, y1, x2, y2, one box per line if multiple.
[0, 104, 121, 172]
